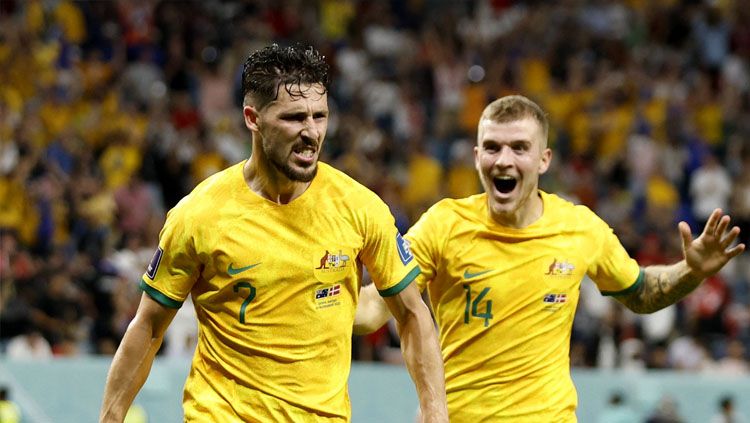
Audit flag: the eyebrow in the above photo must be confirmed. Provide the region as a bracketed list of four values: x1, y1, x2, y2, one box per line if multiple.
[482, 139, 531, 145]
[280, 108, 328, 116]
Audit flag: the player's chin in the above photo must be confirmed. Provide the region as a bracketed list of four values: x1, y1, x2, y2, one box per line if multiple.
[488, 195, 517, 214]
[287, 162, 318, 182]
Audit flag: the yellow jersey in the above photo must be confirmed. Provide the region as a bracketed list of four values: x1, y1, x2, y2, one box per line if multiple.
[141, 161, 419, 422]
[405, 191, 641, 422]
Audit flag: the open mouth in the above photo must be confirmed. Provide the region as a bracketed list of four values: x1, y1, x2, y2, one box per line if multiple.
[493, 175, 517, 194]
[292, 142, 317, 162]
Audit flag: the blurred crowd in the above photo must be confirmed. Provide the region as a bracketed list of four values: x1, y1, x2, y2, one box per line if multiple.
[0, 0, 749, 376]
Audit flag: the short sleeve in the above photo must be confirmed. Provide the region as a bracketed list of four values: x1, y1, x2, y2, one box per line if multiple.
[586, 215, 642, 296]
[358, 197, 421, 297]
[404, 202, 445, 292]
[140, 202, 201, 308]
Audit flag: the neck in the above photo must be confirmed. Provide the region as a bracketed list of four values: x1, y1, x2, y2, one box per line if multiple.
[490, 191, 544, 229]
[243, 147, 311, 205]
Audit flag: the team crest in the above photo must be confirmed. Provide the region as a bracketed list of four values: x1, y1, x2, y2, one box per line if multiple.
[316, 250, 350, 270]
[544, 258, 575, 276]
[313, 249, 354, 283]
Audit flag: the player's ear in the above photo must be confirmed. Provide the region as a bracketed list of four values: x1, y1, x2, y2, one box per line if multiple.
[243, 106, 260, 131]
[538, 147, 552, 174]
[473, 145, 480, 171]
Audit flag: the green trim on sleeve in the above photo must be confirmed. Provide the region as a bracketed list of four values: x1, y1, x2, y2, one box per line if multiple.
[378, 266, 421, 297]
[140, 279, 183, 309]
[601, 268, 644, 297]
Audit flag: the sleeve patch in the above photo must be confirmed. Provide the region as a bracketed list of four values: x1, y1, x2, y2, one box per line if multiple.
[146, 247, 163, 280]
[396, 233, 414, 265]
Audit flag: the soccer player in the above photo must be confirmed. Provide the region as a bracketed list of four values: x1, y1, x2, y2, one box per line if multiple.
[99, 44, 448, 422]
[354, 95, 745, 421]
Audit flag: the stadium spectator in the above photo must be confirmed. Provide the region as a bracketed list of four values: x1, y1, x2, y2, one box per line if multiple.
[690, 152, 733, 229]
[596, 391, 639, 423]
[6, 326, 52, 360]
[710, 395, 747, 423]
[353, 95, 745, 421]
[99, 44, 447, 422]
[645, 395, 685, 423]
[714, 339, 750, 375]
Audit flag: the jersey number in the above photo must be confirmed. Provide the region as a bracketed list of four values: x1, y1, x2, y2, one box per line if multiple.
[463, 285, 493, 327]
[233, 281, 256, 324]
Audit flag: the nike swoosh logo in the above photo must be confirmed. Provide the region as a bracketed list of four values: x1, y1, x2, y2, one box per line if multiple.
[464, 269, 492, 279]
[228, 262, 261, 276]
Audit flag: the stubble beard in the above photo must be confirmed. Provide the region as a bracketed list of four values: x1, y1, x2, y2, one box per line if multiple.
[262, 138, 318, 183]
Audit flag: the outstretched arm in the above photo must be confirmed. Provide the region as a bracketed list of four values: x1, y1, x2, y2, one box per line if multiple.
[616, 209, 745, 314]
[100, 294, 178, 423]
[384, 283, 448, 422]
[354, 283, 392, 335]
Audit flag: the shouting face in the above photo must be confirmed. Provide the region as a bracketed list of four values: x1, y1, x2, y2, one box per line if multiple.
[245, 83, 329, 183]
[474, 116, 551, 228]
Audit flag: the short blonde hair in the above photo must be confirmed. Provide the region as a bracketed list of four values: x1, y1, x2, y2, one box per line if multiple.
[480, 95, 549, 144]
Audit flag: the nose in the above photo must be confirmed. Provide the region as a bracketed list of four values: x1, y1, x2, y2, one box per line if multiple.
[301, 117, 320, 141]
[494, 146, 513, 168]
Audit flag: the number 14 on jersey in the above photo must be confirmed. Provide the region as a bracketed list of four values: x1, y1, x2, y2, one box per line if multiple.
[463, 285, 493, 327]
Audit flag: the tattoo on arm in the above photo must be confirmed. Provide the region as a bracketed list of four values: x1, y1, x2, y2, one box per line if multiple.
[615, 263, 703, 314]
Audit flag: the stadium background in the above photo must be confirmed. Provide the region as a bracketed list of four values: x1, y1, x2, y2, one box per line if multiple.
[0, 0, 749, 421]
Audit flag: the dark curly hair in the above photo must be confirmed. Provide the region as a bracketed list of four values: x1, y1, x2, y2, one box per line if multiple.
[241, 44, 330, 109]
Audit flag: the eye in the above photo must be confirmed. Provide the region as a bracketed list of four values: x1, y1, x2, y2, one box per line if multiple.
[282, 113, 307, 122]
[512, 142, 529, 152]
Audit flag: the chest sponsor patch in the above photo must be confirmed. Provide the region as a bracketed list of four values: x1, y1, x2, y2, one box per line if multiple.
[146, 247, 163, 280]
[542, 292, 568, 312]
[543, 293, 567, 303]
[314, 284, 342, 310]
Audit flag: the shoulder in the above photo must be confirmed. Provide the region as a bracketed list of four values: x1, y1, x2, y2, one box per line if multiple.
[191, 161, 242, 198]
[409, 194, 485, 240]
[317, 162, 386, 207]
[542, 191, 603, 223]
[424, 194, 485, 222]
[540, 191, 612, 238]
[168, 162, 243, 221]
[318, 162, 375, 195]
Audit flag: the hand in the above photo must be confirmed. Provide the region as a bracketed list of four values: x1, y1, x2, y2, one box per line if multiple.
[679, 208, 746, 279]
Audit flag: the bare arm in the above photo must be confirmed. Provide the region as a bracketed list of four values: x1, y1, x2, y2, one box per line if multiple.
[353, 283, 392, 335]
[384, 283, 448, 422]
[616, 209, 745, 314]
[99, 293, 178, 422]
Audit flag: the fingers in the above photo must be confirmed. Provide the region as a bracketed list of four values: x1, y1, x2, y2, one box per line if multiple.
[715, 215, 731, 238]
[720, 226, 741, 250]
[711, 212, 745, 256]
[725, 243, 746, 259]
[678, 221, 693, 250]
[702, 208, 722, 236]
